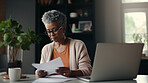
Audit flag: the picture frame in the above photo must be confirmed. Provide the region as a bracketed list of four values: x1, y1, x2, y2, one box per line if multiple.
[78, 21, 92, 31]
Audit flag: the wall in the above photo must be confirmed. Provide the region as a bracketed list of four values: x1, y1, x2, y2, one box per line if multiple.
[6, 0, 123, 73]
[0, 0, 6, 55]
[95, 0, 123, 43]
[6, 0, 35, 74]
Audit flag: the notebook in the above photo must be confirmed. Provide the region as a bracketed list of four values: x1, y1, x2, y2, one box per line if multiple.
[79, 43, 144, 82]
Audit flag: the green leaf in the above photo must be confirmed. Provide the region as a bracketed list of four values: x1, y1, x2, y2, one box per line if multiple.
[28, 27, 30, 32]
[11, 19, 19, 27]
[0, 42, 5, 47]
[0, 18, 42, 51]
[4, 33, 11, 42]
[21, 42, 31, 50]
[17, 36, 23, 43]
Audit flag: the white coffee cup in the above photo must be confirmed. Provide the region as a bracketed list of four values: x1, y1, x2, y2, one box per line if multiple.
[9, 68, 21, 82]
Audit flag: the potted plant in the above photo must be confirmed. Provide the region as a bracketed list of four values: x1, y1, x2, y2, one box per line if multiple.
[0, 18, 41, 70]
[133, 33, 148, 57]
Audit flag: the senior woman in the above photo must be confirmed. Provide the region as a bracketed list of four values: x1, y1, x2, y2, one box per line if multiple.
[36, 10, 92, 77]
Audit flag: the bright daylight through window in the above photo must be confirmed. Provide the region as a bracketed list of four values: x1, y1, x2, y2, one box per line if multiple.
[122, 0, 148, 3]
[124, 12, 147, 50]
[122, 0, 148, 56]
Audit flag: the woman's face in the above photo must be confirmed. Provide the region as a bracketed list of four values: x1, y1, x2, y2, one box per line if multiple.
[45, 21, 65, 42]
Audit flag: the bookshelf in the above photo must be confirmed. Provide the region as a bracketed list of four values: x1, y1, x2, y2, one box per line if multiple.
[35, 0, 96, 64]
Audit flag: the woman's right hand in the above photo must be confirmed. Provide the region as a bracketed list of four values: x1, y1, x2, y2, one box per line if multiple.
[37, 70, 48, 78]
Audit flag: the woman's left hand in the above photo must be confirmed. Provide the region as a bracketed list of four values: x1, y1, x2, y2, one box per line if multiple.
[56, 67, 71, 77]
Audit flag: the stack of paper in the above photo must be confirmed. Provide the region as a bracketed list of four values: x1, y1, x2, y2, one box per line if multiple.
[32, 75, 77, 83]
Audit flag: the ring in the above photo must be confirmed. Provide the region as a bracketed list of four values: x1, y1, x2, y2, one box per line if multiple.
[63, 73, 66, 75]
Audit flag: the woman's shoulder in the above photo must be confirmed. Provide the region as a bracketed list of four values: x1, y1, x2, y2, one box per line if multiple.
[42, 42, 54, 49]
[69, 38, 85, 45]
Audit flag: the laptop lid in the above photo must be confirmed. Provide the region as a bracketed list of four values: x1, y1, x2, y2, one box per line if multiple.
[90, 43, 144, 82]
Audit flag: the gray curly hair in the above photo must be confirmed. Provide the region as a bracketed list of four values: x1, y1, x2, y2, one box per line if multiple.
[41, 10, 67, 26]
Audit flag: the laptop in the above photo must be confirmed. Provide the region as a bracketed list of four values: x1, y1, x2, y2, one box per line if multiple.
[79, 43, 144, 82]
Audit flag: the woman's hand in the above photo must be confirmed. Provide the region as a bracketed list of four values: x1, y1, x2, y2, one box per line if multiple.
[56, 67, 71, 77]
[37, 70, 48, 78]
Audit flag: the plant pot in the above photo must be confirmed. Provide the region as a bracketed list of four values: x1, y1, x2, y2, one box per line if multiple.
[7, 46, 23, 74]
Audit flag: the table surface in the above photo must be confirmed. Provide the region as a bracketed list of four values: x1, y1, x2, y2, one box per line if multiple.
[0, 72, 148, 83]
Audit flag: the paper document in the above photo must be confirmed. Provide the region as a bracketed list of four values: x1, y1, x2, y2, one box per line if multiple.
[32, 75, 77, 83]
[32, 57, 64, 75]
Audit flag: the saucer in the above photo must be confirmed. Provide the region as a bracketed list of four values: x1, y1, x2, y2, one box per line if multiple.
[2, 74, 27, 79]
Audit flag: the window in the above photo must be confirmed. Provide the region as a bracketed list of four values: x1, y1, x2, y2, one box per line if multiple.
[124, 12, 147, 50]
[122, 0, 148, 55]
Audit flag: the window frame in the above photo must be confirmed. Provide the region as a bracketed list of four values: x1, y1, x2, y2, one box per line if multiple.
[122, 0, 148, 3]
[121, 2, 148, 42]
[121, 2, 148, 55]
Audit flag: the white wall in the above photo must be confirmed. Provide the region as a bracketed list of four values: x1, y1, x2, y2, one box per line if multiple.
[95, 0, 123, 43]
[6, 0, 35, 74]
